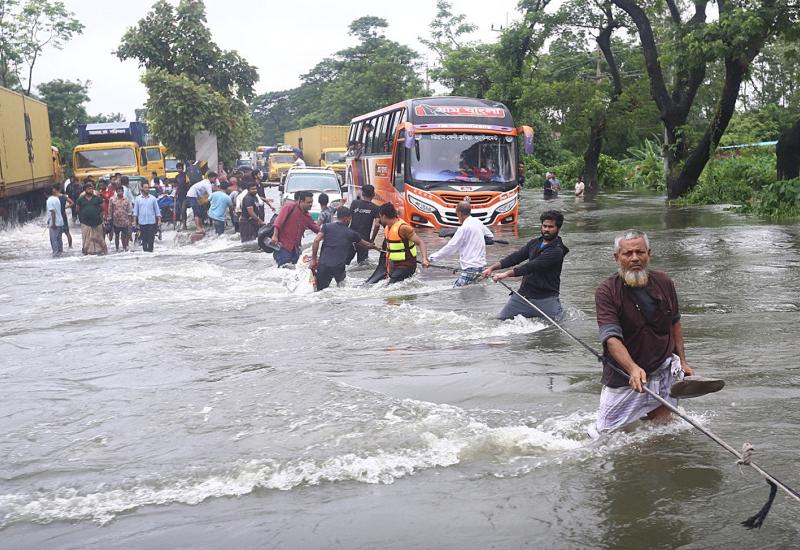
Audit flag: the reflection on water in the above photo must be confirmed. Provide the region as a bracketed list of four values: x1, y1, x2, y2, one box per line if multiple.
[0, 189, 798, 548]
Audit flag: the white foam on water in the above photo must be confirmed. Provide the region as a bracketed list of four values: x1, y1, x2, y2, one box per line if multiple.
[0, 398, 589, 528]
[374, 303, 548, 342]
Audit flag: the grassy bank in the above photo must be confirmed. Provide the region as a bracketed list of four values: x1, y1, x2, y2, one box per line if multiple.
[524, 146, 800, 220]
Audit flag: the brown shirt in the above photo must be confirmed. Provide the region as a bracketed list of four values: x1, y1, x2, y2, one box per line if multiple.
[595, 270, 681, 387]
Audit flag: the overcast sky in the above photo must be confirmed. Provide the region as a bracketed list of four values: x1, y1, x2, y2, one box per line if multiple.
[32, 0, 523, 118]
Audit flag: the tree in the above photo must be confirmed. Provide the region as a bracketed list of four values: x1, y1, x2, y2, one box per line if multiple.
[612, 0, 800, 198]
[0, 0, 82, 94]
[776, 119, 800, 180]
[142, 68, 254, 162]
[251, 16, 426, 141]
[307, 16, 427, 125]
[422, 1, 495, 98]
[117, 0, 258, 163]
[36, 78, 89, 153]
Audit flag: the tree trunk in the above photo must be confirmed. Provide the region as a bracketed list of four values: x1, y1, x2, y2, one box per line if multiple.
[581, 8, 622, 196]
[666, 57, 748, 198]
[776, 119, 800, 180]
[583, 119, 604, 194]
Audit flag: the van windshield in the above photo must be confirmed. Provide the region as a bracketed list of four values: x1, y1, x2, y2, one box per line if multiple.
[285, 173, 340, 193]
[76, 148, 137, 169]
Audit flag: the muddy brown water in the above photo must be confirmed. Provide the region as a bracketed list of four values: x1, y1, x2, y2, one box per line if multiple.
[0, 189, 798, 549]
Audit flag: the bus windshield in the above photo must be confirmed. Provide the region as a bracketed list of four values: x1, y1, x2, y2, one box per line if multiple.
[76, 148, 137, 169]
[324, 151, 347, 163]
[165, 158, 179, 171]
[409, 133, 516, 185]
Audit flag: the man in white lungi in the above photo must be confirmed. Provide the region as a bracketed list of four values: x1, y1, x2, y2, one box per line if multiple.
[593, 229, 695, 433]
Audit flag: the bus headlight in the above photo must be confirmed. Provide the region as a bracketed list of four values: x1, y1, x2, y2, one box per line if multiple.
[408, 194, 437, 214]
[496, 198, 517, 214]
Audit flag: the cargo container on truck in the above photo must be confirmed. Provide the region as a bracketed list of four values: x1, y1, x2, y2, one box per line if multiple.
[72, 122, 165, 182]
[0, 85, 63, 224]
[283, 125, 348, 168]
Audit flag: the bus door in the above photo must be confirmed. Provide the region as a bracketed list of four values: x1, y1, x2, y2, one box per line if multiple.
[141, 146, 166, 177]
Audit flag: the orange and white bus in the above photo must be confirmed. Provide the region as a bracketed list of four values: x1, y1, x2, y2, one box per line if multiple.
[345, 96, 533, 228]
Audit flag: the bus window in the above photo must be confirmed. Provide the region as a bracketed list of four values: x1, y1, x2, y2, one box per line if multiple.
[381, 112, 394, 153]
[373, 115, 387, 155]
[363, 119, 376, 154]
[394, 131, 405, 192]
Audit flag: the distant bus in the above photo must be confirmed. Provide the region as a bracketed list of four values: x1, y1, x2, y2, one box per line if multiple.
[345, 96, 533, 228]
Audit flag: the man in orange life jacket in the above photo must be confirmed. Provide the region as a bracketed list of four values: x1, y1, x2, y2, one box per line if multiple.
[378, 202, 429, 283]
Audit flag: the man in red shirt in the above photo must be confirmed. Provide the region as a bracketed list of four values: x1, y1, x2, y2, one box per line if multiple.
[270, 190, 320, 267]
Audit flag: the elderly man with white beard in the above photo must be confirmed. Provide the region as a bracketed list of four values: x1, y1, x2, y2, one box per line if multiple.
[592, 229, 696, 434]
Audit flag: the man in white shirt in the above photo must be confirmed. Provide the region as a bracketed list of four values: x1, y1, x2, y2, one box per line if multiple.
[186, 171, 217, 233]
[429, 201, 493, 287]
[575, 176, 585, 198]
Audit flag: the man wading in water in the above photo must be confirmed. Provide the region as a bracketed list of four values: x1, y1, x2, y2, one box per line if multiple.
[430, 200, 493, 287]
[593, 229, 703, 434]
[378, 202, 430, 283]
[483, 210, 568, 320]
[310, 206, 376, 290]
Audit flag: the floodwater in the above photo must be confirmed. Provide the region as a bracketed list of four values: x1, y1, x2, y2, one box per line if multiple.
[0, 189, 798, 549]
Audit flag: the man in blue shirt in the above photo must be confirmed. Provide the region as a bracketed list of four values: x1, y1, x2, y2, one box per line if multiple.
[46, 184, 65, 257]
[208, 182, 233, 235]
[133, 181, 162, 252]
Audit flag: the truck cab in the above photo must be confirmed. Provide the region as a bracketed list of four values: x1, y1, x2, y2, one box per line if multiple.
[267, 145, 300, 182]
[320, 147, 347, 180]
[72, 122, 165, 181]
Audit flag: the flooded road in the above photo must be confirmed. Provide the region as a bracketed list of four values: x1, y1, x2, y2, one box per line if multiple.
[1, 189, 798, 548]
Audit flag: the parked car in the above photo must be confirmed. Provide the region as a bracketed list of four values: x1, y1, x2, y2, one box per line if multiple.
[280, 167, 343, 220]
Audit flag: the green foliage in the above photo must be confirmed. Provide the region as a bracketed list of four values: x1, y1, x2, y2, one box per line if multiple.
[142, 68, 252, 164]
[523, 157, 548, 187]
[36, 78, 89, 153]
[597, 154, 626, 190]
[524, 154, 624, 191]
[0, 0, 83, 93]
[743, 178, 800, 219]
[622, 139, 665, 191]
[117, 0, 258, 165]
[251, 16, 426, 143]
[720, 104, 796, 146]
[680, 152, 777, 205]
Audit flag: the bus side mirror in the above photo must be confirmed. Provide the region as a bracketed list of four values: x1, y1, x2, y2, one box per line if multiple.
[518, 126, 534, 155]
[401, 123, 415, 149]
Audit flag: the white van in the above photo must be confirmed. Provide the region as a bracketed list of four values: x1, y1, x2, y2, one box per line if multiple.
[280, 167, 344, 221]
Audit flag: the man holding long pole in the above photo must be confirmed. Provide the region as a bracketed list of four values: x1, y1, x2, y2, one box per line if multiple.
[482, 210, 568, 320]
[593, 229, 696, 433]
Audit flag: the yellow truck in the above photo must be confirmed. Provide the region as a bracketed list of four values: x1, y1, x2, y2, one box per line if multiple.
[319, 146, 347, 178]
[266, 144, 302, 182]
[0, 85, 63, 224]
[284, 125, 348, 171]
[72, 122, 165, 182]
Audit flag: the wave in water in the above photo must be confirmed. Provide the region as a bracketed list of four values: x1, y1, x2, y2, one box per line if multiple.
[0, 397, 704, 528]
